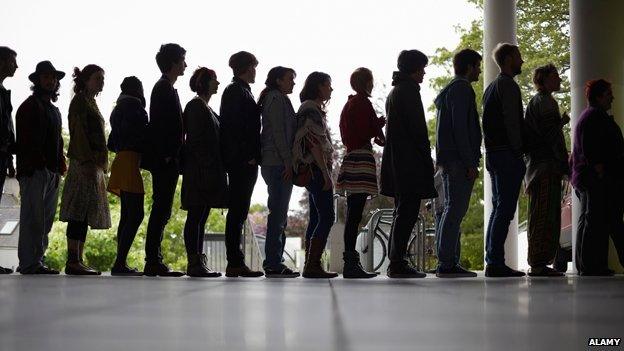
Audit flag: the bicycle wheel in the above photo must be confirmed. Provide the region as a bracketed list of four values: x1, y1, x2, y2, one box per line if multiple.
[356, 232, 387, 272]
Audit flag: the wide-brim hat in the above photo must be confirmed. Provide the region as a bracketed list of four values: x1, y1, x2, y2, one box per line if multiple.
[28, 61, 65, 83]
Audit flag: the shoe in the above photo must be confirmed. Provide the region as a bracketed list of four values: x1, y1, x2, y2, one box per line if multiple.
[528, 266, 564, 277]
[436, 265, 478, 278]
[579, 268, 615, 276]
[21, 265, 60, 275]
[302, 237, 338, 279]
[65, 239, 101, 276]
[0, 266, 13, 274]
[225, 264, 264, 278]
[187, 254, 221, 278]
[387, 261, 426, 278]
[143, 262, 185, 277]
[111, 263, 143, 276]
[342, 251, 376, 279]
[485, 264, 526, 277]
[265, 266, 300, 278]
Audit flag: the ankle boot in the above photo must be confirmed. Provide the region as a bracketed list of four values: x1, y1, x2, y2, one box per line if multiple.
[302, 237, 338, 279]
[342, 251, 376, 279]
[187, 253, 221, 277]
[65, 239, 101, 276]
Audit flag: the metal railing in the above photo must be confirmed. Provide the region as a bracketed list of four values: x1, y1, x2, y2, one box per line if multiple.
[201, 219, 264, 272]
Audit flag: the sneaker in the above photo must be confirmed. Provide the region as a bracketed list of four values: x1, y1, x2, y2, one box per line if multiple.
[485, 264, 526, 277]
[0, 266, 13, 274]
[528, 266, 564, 277]
[387, 261, 426, 279]
[436, 265, 478, 278]
[265, 266, 300, 278]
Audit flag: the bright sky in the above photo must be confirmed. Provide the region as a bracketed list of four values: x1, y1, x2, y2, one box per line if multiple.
[1, 0, 480, 210]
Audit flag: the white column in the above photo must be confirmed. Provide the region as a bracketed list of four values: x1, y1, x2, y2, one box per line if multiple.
[570, 0, 624, 273]
[483, 0, 519, 269]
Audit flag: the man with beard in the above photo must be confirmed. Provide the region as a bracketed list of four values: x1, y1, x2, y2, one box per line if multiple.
[482, 43, 526, 277]
[16, 61, 66, 274]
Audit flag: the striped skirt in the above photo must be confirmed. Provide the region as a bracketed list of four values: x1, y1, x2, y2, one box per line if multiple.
[336, 148, 378, 195]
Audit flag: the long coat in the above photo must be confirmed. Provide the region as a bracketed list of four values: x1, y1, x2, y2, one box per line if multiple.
[181, 98, 228, 209]
[380, 71, 437, 199]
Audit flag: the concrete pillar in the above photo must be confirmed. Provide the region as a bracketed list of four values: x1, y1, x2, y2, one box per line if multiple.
[570, 0, 624, 273]
[482, 0, 519, 269]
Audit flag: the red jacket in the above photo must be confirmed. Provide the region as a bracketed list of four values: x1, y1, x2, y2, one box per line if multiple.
[339, 94, 385, 152]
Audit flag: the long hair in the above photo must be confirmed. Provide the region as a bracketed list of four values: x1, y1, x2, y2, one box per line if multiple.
[258, 66, 295, 107]
[73, 64, 104, 94]
[299, 71, 331, 104]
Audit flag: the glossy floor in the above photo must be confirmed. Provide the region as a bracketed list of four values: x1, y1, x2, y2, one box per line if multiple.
[1, 274, 623, 351]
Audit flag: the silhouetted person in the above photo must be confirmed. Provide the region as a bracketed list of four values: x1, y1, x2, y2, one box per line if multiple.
[259, 66, 300, 278]
[336, 67, 385, 279]
[434, 49, 482, 278]
[523, 64, 569, 277]
[16, 61, 66, 275]
[107, 76, 148, 276]
[380, 50, 437, 278]
[59, 65, 111, 276]
[482, 43, 526, 277]
[571, 79, 624, 276]
[293, 72, 338, 279]
[219, 51, 263, 277]
[181, 67, 225, 278]
[143, 44, 187, 277]
[0, 46, 17, 274]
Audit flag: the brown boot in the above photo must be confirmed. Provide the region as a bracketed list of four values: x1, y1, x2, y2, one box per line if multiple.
[302, 237, 338, 279]
[65, 239, 101, 276]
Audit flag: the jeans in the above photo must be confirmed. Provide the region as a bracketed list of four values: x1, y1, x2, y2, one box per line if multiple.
[184, 205, 211, 256]
[388, 194, 421, 265]
[17, 169, 59, 273]
[485, 150, 526, 266]
[576, 173, 624, 273]
[225, 163, 258, 266]
[437, 162, 474, 269]
[115, 192, 144, 265]
[261, 165, 293, 270]
[305, 167, 335, 242]
[145, 162, 179, 264]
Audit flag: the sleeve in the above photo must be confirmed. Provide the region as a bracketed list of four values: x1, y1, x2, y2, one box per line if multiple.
[16, 99, 46, 167]
[68, 98, 94, 163]
[361, 99, 384, 140]
[399, 87, 431, 153]
[219, 87, 247, 162]
[497, 79, 524, 155]
[149, 82, 180, 158]
[582, 116, 606, 166]
[265, 94, 292, 165]
[449, 83, 478, 168]
[184, 101, 214, 168]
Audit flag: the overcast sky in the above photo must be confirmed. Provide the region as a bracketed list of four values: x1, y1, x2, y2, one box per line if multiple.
[1, 0, 480, 210]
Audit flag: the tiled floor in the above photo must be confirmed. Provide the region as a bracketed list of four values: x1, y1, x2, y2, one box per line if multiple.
[1, 274, 623, 351]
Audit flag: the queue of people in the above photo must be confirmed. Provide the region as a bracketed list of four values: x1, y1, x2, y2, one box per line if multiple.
[0, 42, 621, 279]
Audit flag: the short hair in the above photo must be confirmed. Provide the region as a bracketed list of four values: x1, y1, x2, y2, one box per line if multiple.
[189, 67, 217, 95]
[120, 76, 145, 107]
[156, 43, 186, 74]
[532, 64, 558, 91]
[397, 50, 428, 74]
[585, 79, 612, 106]
[0, 46, 16, 63]
[492, 43, 519, 68]
[350, 67, 374, 96]
[453, 49, 482, 75]
[300, 71, 331, 103]
[72, 64, 104, 94]
[229, 51, 258, 77]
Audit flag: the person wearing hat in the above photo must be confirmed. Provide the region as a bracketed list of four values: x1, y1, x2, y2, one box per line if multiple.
[106, 76, 148, 276]
[0, 46, 18, 274]
[380, 49, 437, 278]
[16, 61, 66, 275]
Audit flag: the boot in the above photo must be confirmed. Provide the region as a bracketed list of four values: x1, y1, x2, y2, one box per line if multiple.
[302, 237, 338, 279]
[187, 253, 221, 277]
[342, 251, 376, 279]
[65, 239, 101, 276]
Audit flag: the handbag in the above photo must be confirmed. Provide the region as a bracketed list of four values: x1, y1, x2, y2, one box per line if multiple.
[293, 163, 312, 187]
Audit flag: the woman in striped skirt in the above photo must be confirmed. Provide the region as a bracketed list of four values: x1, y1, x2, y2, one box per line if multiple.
[336, 67, 386, 278]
